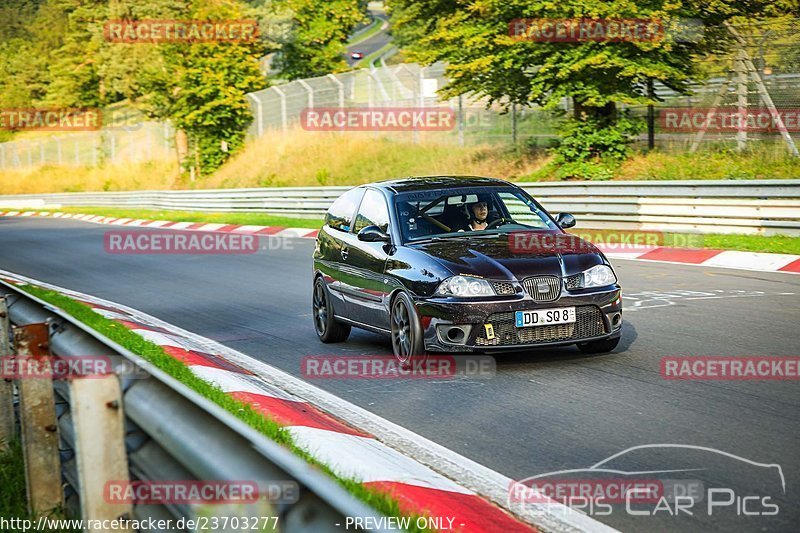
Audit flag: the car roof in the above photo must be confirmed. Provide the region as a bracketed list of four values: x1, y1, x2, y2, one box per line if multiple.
[369, 176, 512, 194]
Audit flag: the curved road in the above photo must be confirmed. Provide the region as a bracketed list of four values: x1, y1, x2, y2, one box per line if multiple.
[346, 5, 391, 67]
[1, 216, 798, 532]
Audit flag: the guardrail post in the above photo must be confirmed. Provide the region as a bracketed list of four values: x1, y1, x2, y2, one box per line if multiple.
[272, 87, 288, 132]
[458, 95, 464, 147]
[246, 93, 264, 137]
[327, 74, 345, 109]
[298, 79, 314, 110]
[511, 102, 518, 146]
[70, 373, 133, 530]
[14, 323, 63, 517]
[735, 48, 748, 152]
[0, 296, 13, 451]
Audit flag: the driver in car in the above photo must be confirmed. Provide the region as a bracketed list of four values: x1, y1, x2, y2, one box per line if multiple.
[465, 196, 498, 231]
[469, 201, 489, 230]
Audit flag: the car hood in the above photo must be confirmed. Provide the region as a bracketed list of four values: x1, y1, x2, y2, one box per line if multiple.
[407, 232, 605, 280]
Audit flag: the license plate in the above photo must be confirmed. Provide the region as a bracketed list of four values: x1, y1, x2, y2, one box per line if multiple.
[515, 307, 576, 328]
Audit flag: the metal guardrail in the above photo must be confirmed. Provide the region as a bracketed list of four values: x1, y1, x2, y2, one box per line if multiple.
[0, 179, 799, 235]
[0, 280, 386, 531]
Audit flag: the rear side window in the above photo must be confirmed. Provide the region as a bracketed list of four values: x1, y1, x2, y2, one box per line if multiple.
[325, 188, 364, 232]
[353, 189, 390, 233]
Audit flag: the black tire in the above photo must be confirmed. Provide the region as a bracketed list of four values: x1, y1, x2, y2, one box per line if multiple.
[312, 277, 351, 343]
[577, 336, 620, 354]
[390, 292, 426, 364]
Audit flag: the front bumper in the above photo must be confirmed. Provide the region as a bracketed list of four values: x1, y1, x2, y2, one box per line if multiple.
[416, 285, 622, 353]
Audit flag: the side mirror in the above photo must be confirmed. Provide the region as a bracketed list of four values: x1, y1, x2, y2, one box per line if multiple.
[555, 213, 576, 229]
[357, 225, 391, 243]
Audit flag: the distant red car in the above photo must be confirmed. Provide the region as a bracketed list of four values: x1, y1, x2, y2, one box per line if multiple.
[350, 51, 364, 60]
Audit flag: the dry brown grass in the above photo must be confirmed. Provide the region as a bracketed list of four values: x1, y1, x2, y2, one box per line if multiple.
[0, 130, 549, 193]
[2, 129, 796, 195]
[206, 130, 549, 188]
[0, 160, 181, 194]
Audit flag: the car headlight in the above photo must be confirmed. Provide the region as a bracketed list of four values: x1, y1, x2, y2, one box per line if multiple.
[581, 264, 617, 288]
[435, 275, 496, 297]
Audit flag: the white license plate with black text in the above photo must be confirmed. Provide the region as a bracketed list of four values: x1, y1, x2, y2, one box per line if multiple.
[515, 307, 576, 328]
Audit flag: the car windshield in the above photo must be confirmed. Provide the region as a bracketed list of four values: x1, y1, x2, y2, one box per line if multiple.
[394, 186, 559, 243]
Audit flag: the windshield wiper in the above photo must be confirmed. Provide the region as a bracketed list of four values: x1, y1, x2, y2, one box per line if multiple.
[408, 236, 444, 244]
[464, 231, 508, 238]
[409, 233, 477, 244]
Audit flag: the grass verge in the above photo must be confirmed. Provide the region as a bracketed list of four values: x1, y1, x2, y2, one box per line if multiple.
[30, 206, 323, 230]
[348, 16, 384, 47]
[21, 207, 800, 255]
[358, 42, 394, 68]
[4, 129, 797, 196]
[0, 440, 80, 532]
[570, 229, 800, 255]
[16, 284, 434, 533]
[697, 233, 800, 255]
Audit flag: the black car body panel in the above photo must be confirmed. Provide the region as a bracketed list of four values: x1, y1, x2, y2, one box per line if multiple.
[313, 176, 622, 353]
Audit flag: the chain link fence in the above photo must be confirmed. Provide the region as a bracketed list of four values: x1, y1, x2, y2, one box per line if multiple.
[628, 18, 800, 153]
[0, 121, 174, 171]
[1, 19, 797, 171]
[247, 19, 800, 154]
[246, 61, 560, 147]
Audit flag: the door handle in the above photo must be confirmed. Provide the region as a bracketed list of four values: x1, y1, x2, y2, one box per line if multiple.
[341, 247, 349, 260]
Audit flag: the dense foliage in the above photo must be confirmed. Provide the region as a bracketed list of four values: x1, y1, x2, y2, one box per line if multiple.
[0, 0, 365, 175]
[386, 0, 799, 177]
[2, 1, 796, 178]
[272, 0, 366, 79]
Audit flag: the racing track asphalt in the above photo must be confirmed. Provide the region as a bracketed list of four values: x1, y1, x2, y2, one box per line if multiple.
[346, 7, 390, 67]
[1, 216, 798, 532]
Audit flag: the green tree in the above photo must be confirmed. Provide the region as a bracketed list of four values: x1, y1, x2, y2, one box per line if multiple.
[0, 0, 70, 110]
[43, 0, 106, 107]
[387, 0, 798, 176]
[271, 0, 365, 79]
[98, 0, 185, 104]
[138, 0, 268, 176]
[0, 0, 270, 175]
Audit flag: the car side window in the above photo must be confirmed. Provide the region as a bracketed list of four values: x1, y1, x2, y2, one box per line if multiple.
[325, 188, 365, 232]
[498, 191, 550, 228]
[353, 189, 390, 233]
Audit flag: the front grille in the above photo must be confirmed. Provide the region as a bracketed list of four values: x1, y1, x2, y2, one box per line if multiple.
[492, 281, 517, 295]
[565, 273, 583, 290]
[521, 276, 561, 302]
[475, 305, 606, 346]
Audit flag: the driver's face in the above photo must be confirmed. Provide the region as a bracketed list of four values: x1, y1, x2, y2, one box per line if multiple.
[472, 202, 488, 219]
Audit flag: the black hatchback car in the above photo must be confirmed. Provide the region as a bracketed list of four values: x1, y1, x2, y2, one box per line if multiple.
[312, 177, 622, 361]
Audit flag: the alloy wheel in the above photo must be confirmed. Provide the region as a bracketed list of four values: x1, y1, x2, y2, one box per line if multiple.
[391, 299, 413, 362]
[313, 280, 328, 337]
